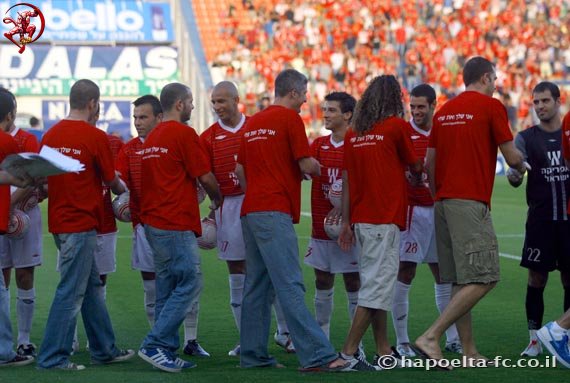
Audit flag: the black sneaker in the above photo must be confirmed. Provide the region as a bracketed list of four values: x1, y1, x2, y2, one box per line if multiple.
[373, 347, 403, 370]
[17, 344, 37, 357]
[183, 340, 210, 357]
[341, 352, 380, 371]
[0, 354, 34, 368]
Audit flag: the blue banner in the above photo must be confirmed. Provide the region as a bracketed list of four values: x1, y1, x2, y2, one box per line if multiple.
[0, 1, 174, 43]
[42, 100, 132, 141]
[0, 45, 179, 96]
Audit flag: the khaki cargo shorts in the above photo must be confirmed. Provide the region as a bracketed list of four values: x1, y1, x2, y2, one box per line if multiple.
[434, 199, 500, 285]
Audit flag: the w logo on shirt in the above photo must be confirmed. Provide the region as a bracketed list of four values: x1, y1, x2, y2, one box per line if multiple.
[327, 168, 339, 184]
[547, 151, 562, 166]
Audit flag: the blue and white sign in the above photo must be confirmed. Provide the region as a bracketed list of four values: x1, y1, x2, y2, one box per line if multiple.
[43, 100, 132, 141]
[0, 1, 174, 43]
[0, 45, 179, 96]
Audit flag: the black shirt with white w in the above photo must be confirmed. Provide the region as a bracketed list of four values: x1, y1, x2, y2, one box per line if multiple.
[515, 125, 570, 221]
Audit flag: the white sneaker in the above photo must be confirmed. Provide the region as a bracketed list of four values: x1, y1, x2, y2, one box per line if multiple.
[274, 332, 295, 353]
[228, 344, 240, 357]
[521, 339, 542, 357]
[537, 321, 570, 368]
[396, 343, 416, 357]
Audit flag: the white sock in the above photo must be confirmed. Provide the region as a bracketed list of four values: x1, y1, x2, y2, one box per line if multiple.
[184, 300, 199, 343]
[315, 288, 334, 339]
[73, 324, 78, 345]
[143, 279, 156, 327]
[529, 329, 538, 342]
[273, 297, 289, 334]
[16, 288, 35, 346]
[346, 290, 359, 320]
[435, 283, 459, 343]
[392, 281, 411, 344]
[229, 274, 245, 332]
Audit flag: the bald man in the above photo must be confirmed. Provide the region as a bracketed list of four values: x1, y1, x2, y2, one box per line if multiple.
[200, 82, 293, 357]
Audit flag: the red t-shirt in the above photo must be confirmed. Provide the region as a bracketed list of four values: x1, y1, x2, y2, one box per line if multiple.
[405, 121, 433, 207]
[98, 134, 123, 234]
[237, 105, 311, 223]
[310, 135, 344, 239]
[428, 91, 513, 205]
[343, 117, 418, 229]
[116, 137, 144, 227]
[140, 121, 210, 233]
[200, 115, 248, 197]
[0, 133, 18, 233]
[41, 120, 116, 234]
[12, 128, 39, 153]
[562, 113, 570, 214]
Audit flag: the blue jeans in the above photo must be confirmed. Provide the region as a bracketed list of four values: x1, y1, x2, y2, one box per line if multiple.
[240, 212, 337, 368]
[0, 242, 15, 363]
[38, 231, 121, 368]
[142, 225, 202, 354]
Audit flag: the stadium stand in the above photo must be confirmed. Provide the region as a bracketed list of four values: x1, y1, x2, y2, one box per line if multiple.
[191, 0, 570, 132]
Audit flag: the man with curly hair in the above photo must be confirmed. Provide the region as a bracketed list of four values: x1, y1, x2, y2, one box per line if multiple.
[338, 75, 422, 370]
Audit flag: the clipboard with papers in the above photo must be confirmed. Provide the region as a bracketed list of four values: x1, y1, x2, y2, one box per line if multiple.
[1, 145, 85, 178]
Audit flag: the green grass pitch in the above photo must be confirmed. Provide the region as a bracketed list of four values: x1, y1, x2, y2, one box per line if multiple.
[2, 177, 567, 382]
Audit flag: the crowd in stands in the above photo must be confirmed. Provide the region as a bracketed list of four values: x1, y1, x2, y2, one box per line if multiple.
[207, 0, 570, 133]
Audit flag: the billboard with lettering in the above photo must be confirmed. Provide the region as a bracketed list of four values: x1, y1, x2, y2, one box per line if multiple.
[0, 45, 179, 97]
[42, 100, 132, 141]
[0, 1, 173, 43]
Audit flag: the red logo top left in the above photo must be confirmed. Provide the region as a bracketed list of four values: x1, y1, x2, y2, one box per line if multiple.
[3, 2, 45, 54]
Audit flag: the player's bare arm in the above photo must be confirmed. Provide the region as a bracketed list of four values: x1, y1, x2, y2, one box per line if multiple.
[337, 170, 354, 252]
[108, 175, 127, 195]
[235, 163, 246, 192]
[198, 172, 223, 210]
[298, 156, 321, 177]
[425, 148, 436, 198]
[499, 141, 527, 174]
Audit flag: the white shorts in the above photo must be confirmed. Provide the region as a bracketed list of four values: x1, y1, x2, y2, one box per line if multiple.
[131, 224, 154, 272]
[94, 232, 117, 274]
[215, 195, 246, 261]
[355, 223, 400, 311]
[304, 238, 359, 274]
[400, 205, 438, 264]
[0, 205, 43, 269]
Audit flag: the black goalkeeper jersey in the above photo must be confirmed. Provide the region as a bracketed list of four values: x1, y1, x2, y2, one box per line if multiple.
[515, 125, 570, 221]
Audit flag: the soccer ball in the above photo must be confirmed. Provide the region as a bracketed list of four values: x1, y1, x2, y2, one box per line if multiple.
[16, 190, 39, 212]
[328, 178, 342, 208]
[112, 192, 131, 222]
[197, 183, 206, 204]
[323, 214, 342, 241]
[7, 209, 30, 239]
[197, 217, 217, 250]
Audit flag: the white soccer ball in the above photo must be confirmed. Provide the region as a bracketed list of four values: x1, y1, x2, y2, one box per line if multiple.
[112, 192, 131, 222]
[197, 183, 206, 204]
[328, 178, 342, 209]
[323, 214, 342, 241]
[16, 190, 39, 212]
[197, 217, 217, 250]
[7, 209, 30, 239]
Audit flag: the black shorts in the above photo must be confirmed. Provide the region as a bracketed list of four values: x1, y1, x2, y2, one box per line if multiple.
[520, 219, 570, 272]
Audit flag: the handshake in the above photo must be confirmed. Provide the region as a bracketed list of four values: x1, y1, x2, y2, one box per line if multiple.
[506, 161, 532, 184]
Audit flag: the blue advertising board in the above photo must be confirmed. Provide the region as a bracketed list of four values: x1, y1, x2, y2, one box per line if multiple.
[0, 0, 174, 43]
[0, 45, 179, 96]
[42, 100, 132, 141]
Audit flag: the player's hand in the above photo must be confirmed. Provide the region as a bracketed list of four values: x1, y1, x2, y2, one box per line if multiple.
[209, 195, 223, 210]
[337, 223, 354, 252]
[506, 167, 523, 183]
